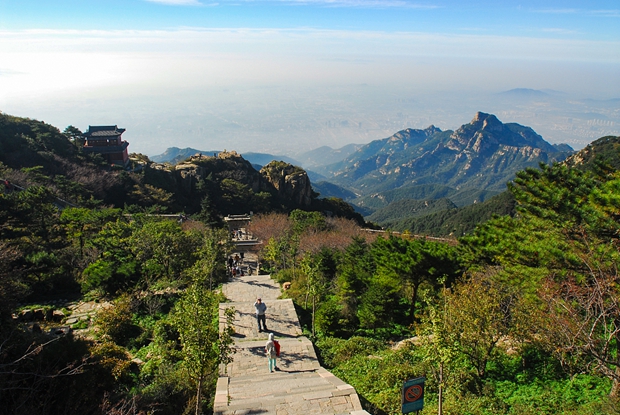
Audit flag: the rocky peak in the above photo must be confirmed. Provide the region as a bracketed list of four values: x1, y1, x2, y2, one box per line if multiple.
[166, 152, 316, 209]
[217, 150, 255, 168]
[259, 161, 314, 207]
[471, 112, 504, 133]
[471, 111, 490, 123]
[449, 112, 535, 153]
[384, 126, 443, 151]
[424, 125, 442, 136]
[325, 112, 575, 195]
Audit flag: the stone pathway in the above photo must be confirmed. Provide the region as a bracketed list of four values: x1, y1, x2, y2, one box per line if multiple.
[216, 270, 370, 415]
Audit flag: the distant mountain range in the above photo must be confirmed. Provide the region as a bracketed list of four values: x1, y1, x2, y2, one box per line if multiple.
[294, 143, 362, 169]
[150, 147, 218, 164]
[305, 112, 570, 220]
[309, 112, 574, 229]
[151, 145, 365, 170]
[319, 112, 572, 194]
[150, 112, 577, 231]
[497, 88, 564, 99]
[150, 147, 301, 167]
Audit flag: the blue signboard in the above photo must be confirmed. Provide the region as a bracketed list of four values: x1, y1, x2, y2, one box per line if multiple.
[401, 377, 425, 414]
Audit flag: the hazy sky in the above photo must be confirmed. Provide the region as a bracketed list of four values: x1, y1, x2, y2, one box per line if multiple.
[0, 1, 618, 155]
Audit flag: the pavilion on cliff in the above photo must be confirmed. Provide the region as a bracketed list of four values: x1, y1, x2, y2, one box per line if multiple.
[82, 125, 129, 167]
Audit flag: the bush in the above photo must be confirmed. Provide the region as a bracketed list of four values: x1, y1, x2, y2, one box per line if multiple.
[139, 361, 191, 415]
[91, 341, 137, 385]
[95, 294, 141, 346]
[331, 344, 426, 415]
[272, 267, 298, 284]
[315, 336, 386, 368]
[315, 297, 355, 338]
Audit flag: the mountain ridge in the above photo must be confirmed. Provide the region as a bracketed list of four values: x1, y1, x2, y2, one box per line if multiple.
[150, 147, 302, 168]
[392, 133, 619, 236]
[320, 112, 573, 197]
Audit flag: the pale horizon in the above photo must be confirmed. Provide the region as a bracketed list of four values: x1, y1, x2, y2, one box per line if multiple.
[1, 1, 618, 155]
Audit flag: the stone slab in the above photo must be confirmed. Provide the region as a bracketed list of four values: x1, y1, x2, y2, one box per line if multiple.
[215, 270, 372, 415]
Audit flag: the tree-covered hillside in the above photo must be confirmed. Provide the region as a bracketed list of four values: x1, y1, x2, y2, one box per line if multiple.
[0, 113, 366, 225]
[366, 197, 457, 224]
[564, 135, 620, 171]
[259, 152, 620, 414]
[376, 191, 517, 236]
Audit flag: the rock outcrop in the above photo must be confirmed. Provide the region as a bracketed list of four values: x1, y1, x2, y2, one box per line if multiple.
[149, 151, 315, 210]
[259, 161, 314, 207]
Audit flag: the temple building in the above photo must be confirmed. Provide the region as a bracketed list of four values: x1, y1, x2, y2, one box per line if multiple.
[82, 125, 129, 166]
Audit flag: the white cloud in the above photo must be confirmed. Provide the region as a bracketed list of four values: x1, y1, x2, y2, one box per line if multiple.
[0, 68, 23, 76]
[282, 0, 439, 8]
[164, 0, 439, 8]
[540, 28, 580, 35]
[1, 27, 618, 63]
[0, 27, 618, 107]
[590, 9, 620, 17]
[535, 7, 620, 17]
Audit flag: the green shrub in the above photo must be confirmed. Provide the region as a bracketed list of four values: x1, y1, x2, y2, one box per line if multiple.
[331, 345, 426, 415]
[315, 336, 386, 368]
[139, 361, 191, 415]
[71, 319, 88, 330]
[91, 341, 137, 384]
[94, 294, 140, 346]
[315, 297, 348, 337]
[272, 267, 298, 284]
[492, 375, 611, 414]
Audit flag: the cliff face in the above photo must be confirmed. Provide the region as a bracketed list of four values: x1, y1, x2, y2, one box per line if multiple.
[259, 161, 314, 207]
[165, 151, 314, 208]
[169, 151, 260, 192]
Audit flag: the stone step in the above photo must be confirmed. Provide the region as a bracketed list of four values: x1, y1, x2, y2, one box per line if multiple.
[215, 268, 371, 415]
[229, 374, 337, 393]
[224, 388, 363, 414]
[219, 298, 303, 339]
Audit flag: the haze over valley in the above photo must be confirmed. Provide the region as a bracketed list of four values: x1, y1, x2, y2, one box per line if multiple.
[6, 84, 619, 157]
[1, 1, 618, 156]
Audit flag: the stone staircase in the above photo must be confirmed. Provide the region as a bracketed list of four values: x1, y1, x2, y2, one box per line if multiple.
[216, 272, 370, 415]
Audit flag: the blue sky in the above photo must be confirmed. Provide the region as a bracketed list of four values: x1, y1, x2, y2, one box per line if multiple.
[1, 1, 619, 36]
[0, 1, 618, 154]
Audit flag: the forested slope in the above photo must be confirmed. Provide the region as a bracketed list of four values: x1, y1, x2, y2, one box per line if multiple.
[256, 136, 620, 414]
[388, 191, 517, 236]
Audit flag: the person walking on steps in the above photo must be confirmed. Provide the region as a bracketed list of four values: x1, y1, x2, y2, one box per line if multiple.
[265, 333, 278, 373]
[254, 297, 268, 332]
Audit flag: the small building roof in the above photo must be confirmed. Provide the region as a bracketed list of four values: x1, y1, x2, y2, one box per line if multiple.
[84, 125, 126, 138]
[224, 214, 252, 222]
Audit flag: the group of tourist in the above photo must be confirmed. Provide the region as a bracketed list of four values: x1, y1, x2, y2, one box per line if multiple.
[227, 253, 245, 277]
[230, 228, 245, 240]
